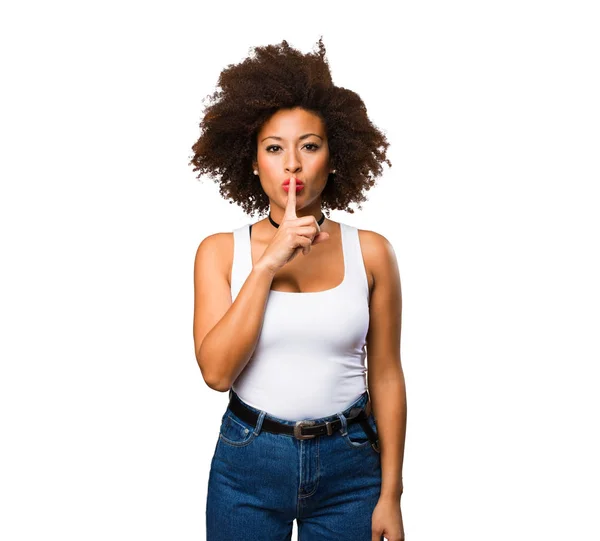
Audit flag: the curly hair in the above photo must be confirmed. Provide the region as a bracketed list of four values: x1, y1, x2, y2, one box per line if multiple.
[189, 36, 391, 217]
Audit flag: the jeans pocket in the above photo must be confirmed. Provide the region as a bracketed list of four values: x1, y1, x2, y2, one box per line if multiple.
[342, 413, 378, 451]
[219, 411, 257, 447]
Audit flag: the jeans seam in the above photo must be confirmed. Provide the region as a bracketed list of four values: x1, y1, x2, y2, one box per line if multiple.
[227, 413, 252, 433]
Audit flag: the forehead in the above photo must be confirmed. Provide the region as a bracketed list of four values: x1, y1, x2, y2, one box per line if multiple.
[258, 107, 325, 137]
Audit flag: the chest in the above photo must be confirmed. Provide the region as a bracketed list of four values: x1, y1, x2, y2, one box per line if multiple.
[249, 229, 374, 295]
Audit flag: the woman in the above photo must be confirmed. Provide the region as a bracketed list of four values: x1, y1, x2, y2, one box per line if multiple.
[190, 38, 406, 541]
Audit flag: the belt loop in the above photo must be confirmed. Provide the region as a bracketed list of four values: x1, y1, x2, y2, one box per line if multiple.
[336, 411, 349, 436]
[253, 410, 266, 436]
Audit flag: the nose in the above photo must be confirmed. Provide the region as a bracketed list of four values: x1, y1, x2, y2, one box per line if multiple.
[284, 149, 302, 174]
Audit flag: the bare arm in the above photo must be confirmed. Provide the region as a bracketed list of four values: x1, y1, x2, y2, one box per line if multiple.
[193, 233, 275, 392]
[363, 230, 405, 501]
[194, 175, 322, 393]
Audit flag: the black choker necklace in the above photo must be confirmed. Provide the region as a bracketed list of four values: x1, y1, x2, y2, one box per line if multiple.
[268, 212, 325, 228]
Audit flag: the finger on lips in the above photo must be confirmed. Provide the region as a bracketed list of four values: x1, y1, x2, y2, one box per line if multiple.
[285, 175, 296, 219]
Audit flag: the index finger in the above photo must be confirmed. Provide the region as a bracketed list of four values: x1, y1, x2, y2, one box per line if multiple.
[283, 174, 297, 221]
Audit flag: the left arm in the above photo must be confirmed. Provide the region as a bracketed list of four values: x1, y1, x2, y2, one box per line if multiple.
[362, 230, 406, 501]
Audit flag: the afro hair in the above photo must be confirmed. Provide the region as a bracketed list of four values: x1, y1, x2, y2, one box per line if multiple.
[189, 36, 391, 217]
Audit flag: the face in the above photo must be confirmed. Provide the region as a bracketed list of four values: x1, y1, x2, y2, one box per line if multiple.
[253, 107, 332, 215]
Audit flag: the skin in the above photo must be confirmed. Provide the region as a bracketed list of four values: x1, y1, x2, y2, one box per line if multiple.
[251, 106, 335, 239]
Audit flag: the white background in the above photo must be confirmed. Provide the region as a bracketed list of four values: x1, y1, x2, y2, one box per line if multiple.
[1, 1, 599, 539]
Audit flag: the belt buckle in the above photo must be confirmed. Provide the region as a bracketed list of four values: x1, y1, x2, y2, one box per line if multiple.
[294, 420, 316, 440]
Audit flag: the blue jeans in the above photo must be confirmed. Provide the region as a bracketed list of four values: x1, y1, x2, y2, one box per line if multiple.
[206, 389, 383, 540]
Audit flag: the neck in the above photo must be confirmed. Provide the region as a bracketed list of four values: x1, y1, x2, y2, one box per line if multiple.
[268, 202, 324, 226]
[269, 211, 325, 229]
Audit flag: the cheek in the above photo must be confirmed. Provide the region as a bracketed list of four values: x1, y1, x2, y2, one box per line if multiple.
[307, 152, 329, 170]
[257, 154, 278, 171]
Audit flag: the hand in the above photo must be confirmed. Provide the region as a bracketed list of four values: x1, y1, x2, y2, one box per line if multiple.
[257, 174, 330, 273]
[283, 174, 331, 255]
[371, 496, 405, 541]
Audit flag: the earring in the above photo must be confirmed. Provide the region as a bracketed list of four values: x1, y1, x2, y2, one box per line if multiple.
[331, 169, 337, 174]
[253, 170, 258, 175]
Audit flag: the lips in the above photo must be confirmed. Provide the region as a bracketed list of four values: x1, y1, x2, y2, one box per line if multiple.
[282, 178, 304, 186]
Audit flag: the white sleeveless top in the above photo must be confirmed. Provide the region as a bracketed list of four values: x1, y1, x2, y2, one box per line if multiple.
[230, 221, 370, 420]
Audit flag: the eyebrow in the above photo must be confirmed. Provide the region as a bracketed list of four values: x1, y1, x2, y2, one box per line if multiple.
[260, 133, 324, 143]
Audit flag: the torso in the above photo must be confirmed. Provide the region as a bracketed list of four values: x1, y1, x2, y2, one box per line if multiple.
[222, 218, 375, 296]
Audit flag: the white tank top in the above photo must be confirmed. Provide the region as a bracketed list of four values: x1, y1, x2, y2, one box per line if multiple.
[230, 221, 370, 420]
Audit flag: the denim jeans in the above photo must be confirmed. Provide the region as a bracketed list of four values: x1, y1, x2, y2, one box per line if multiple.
[206, 389, 383, 540]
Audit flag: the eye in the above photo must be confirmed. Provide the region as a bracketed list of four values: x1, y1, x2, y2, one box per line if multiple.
[265, 143, 320, 153]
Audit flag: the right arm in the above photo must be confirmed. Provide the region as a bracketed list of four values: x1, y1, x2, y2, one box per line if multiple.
[194, 175, 327, 392]
[193, 233, 276, 392]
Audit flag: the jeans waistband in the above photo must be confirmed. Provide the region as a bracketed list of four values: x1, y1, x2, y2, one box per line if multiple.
[228, 388, 370, 425]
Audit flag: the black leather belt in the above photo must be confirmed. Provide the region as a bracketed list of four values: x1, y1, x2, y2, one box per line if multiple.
[227, 391, 380, 452]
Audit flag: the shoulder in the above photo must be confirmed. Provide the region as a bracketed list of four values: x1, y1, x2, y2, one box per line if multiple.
[196, 231, 233, 255]
[356, 228, 393, 254]
[195, 231, 234, 287]
[356, 228, 399, 292]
